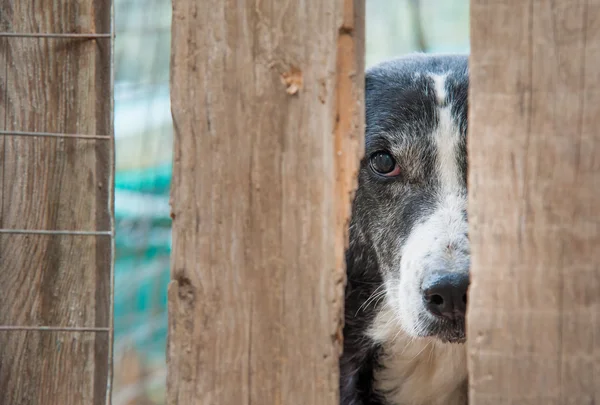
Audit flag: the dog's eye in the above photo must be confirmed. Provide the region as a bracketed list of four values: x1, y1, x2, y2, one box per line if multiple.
[370, 152, 400, 176]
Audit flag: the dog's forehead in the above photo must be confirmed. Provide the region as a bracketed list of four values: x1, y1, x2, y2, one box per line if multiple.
[365, 54, 468, 151]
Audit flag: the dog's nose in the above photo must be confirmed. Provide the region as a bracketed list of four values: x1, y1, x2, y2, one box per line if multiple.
[422, 272, 469, 321]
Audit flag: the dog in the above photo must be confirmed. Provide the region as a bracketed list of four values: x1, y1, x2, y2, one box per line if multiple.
[340, 53, 470, 405]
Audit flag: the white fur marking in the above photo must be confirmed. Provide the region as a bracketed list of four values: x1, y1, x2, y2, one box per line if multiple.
[430, 74, 461, 196]
[368, 301, 468, 405]
[431, 73, 448, 106]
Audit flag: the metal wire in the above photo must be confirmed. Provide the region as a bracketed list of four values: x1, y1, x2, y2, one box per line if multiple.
[0, 32, 111, 39]
[0, 326, 111, 332]
[0, 229, 112, 236]
[0, 130, 112, 140]
[106, 0, 117, 403]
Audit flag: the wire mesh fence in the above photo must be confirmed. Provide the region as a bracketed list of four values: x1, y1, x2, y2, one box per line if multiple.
[0, 0, 115, 403]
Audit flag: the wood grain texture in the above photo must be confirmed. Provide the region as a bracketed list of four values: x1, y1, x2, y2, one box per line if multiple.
[467, 1, 600, 404]
[167, 0, 364, 404]
[0, 1, 113, 404]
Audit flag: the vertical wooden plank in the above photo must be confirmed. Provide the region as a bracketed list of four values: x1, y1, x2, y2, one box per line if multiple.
[0, 0, 113, 404]
[167, 0, 364, 404]
[468, 0, 600, 404]
[0, 0, 7, 233]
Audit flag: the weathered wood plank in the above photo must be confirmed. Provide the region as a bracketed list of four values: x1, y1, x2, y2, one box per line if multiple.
[167, 0, 365, 404]
[467, 0, 600, 403]
[0, 331, 104, 405]
[0, 0, 113, 404]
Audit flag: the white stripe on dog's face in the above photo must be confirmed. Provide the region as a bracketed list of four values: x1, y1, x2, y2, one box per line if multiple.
[431, 73, 463, 196]
[431, 73, 448, 106]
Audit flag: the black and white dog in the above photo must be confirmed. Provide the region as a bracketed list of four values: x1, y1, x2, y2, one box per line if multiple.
[341, 53, 470, 405]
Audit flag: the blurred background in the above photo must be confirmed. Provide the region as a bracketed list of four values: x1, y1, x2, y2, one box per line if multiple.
[111, 1, 470, 403]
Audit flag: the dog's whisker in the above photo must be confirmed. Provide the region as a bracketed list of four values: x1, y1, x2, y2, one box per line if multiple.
[355, 286, 386, 316]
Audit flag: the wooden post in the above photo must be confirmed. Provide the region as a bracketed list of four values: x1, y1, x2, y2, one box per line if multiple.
[468, 1, 600, 403]
[167, 1, 364, 404]
[0, 1, 113, 404]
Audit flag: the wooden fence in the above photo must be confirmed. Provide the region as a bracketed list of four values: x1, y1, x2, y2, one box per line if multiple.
[467, 1, 600, 403]
[168, 0, 600, 404]
[1, 0, 598, 404]
[167, 0, 365, 404]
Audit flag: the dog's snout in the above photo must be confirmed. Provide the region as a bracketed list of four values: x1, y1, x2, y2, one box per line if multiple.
[422, 272, 469, 321]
